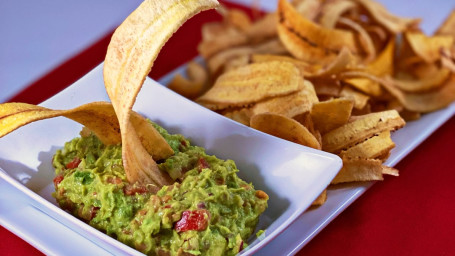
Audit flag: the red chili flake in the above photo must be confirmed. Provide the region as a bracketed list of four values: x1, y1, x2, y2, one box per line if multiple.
[89, 206, 100, 220]
[53, 175, 64, 189]
[65, 157, 81, 169]
[107, 177, 123, 184]
[239, 241, 244, 252]
[174, 210, 209, 232]
[197, 157, 210, 172]
[123, 184, 149, 195]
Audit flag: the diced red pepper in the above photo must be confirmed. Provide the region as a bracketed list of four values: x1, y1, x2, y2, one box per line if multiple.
[66, 157, 81, 169]
[123, 184, 149, 195]
[197, 157, 210, 172]
[53, 174, 64, 189]
[174, 210, 209, 232]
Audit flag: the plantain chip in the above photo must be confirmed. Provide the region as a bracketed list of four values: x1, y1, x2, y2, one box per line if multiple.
[310, 97, 354, 134]
[354, 0, 420, 34]
[322, 110, 405, 153]
[0, 102, 173, 161]
[340, 86, 370, 110]
[405, 32, 454, 63]
[168, 61, 208, 99]
[382, 74, 455, 113]
[250, 112, 321, 150]
[319, 0, 356, 29]
[293, 0, 322, 21]
[277, 0, 359, 65]
[339, 130, 395, 159]
[392, 68, 451, 93]
[251, 80, 318, 118]
[197, 61, 302, 109]
[311, 189, 327, 206]
[435, 9, 455, 37]
[331, 157, 384, 184]
[103, 0, 219, 185]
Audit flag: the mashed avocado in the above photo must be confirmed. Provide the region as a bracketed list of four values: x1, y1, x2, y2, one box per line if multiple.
[52, 123, 268, 256]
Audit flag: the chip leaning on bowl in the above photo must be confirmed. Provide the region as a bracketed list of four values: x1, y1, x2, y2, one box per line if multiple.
[52, 123, 268, 256]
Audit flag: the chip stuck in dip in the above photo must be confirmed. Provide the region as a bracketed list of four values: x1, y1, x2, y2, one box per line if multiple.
[53, 123, 268, 255]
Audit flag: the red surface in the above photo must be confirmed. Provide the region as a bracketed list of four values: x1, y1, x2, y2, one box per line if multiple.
[2, 1, 455, 256]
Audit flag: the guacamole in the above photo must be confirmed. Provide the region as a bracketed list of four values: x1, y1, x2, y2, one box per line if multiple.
[52, 123, 268, 256]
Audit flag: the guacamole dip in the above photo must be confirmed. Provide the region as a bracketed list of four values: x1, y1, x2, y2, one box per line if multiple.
[52, 123, 268, 256]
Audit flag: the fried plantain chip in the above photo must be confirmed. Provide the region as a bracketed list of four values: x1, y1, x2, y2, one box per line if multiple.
[293, 0, 322, 21]
[250, 112, 321, 150]
[251, 80, 318, 118]
[392, 68, 451, 93]
[223, 108, 252, 126]
[197, 61, 302, 108]
[337, 17, 376, 62]
[340, 86, 370, 110]
[311, 97, 354, 134]
[382, 74, 455, 113]
[405, 32, 454, 63]
[207, 39, 287, 74]
[251, 54, 321, 76]
[339, 130, 395, 159]
[331, 157, 384, 184]
[322, 110, 405, 153]
[311, 189, 327, 206]
[354, 0, 420, 34]
[319, 0, 356, 29]
[277, 0, 359, 65]
[103, 0, 219, 185]
[168, 61, 208, 99]
[435, 9, 455, 37]
[0, 102, 173, 161]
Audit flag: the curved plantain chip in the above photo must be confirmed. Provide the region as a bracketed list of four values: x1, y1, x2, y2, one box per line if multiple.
[167, 61, 208, 99]
[435, 9, 455, 37]
[319, 0, 357, 29]
[355, 0, 420, 34]
[382, 74, 455, 113]
[277, 0, 359, 65]
[322, 110, 405, 153]
[197, 61, 302, 108]
[103, 0, 219, 185]
[0, 102, 173, 161]
[250, 112, 321, 150]
[405, 32, 454, 63]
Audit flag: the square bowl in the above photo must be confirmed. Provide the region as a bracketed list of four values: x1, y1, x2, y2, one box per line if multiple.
[0, 64, 342, 255]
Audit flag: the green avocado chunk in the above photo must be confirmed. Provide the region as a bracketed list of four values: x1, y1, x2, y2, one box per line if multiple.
[52, 122, 268, 256]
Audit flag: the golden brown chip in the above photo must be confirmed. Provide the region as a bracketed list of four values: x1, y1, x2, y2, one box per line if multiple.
[337, 17, 376, 62]
[382, 74, 455, 113]
[0, 102, 173, 161]
[197, 61, 302, 108]
[339, 130, 395, 159]
[207, 39, 287, 74]
[103, 0, 219, 185]
[392, 68, 451, 93]
[340, 86, 370, 110]
[251, 54, 321, 76]
[405, 32, 454, 63]
[277, 0, 359, 65]
[382, 166, 399, 176]
[435, 10, 455, 37]
[355, 0, 420, 33]
[331, 157, 384, 184]
[311, 189, 327, 206]
[167, 61, 208, 99]
[311, 98, 354, 134]
[250, 112, 321, 150]
[223, 108, 252, 126]
[319, 0, 356, 29]
[251, 80, 318, 118]
[293, 0, 322, 21]
[322, 110, 405, 153]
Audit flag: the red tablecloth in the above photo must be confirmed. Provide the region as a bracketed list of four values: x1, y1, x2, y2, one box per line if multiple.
[2, 2, 455, 256]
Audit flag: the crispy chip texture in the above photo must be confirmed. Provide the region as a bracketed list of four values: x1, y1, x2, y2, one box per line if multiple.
[0, 102, 173, 160]
[103, 0, 219, 185]
[197, 61, 302, 108]
[250, 112, 321, 150]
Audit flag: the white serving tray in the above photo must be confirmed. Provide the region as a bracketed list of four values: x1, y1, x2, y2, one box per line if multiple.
[158, 59, 455, 255]
[0, 64, 342, 255]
